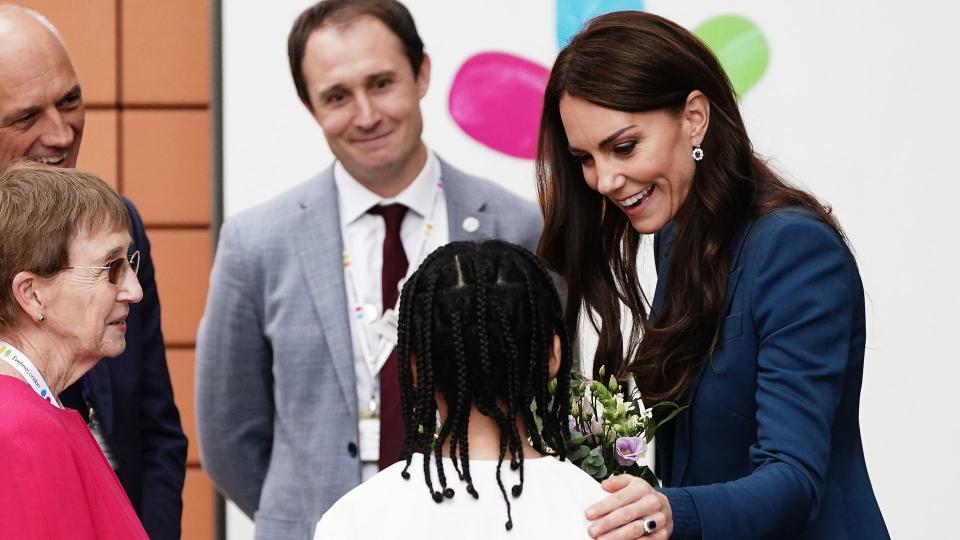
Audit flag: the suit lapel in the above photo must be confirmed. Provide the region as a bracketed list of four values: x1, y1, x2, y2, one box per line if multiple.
[651, 223, 675, 484]
[672, 219, 755, 485]
[440, 159, 495, 242]
[650, 222, 677, 319]
[293, 169, 357, 419]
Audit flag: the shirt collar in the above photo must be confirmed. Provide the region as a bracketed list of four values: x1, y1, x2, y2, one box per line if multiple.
[334, 150, 441, 227]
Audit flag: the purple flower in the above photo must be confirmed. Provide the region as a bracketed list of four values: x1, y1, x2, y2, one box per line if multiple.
[568, 414, 603, 437]
[614, 436, 647, 466]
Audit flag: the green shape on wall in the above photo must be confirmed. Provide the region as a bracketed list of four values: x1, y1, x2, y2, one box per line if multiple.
[695, 14, 769, 98]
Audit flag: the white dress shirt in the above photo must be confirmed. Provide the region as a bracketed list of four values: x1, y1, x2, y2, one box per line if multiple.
[334, 151, 449, 480]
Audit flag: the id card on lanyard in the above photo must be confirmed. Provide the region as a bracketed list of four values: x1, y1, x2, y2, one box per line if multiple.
[0, 340, 62, 408]
[342, 180, 444, 462]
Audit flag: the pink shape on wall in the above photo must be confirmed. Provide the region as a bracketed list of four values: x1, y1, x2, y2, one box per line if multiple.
[448, 52, 550, 160]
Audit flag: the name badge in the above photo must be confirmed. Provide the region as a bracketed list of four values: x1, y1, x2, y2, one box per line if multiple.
[369, 308, 399, 346]
[358, 418, 380, 462]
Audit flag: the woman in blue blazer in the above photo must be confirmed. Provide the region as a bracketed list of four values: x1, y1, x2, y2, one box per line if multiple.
[535, 11, 888, 540]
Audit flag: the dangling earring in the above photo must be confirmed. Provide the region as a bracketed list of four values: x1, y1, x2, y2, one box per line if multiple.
[692, 145, 704, 162]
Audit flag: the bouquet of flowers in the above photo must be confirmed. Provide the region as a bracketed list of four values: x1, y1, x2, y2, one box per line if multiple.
[564, 366, 684, 485]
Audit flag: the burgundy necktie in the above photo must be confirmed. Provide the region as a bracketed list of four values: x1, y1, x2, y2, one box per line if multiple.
[367, 203, 408, 469]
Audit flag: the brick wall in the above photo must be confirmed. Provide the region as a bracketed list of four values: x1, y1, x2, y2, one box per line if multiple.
[21, 1, 216, 538]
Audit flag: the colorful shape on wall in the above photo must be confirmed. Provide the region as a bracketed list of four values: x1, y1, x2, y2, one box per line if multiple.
[694, 14, 769, 98]
[448, 52, 550, 160]
[555, 0, 645, 47]
[448, 6, 769, 159]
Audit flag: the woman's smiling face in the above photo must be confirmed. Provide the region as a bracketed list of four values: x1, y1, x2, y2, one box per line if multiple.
[559, 92, 707, 234]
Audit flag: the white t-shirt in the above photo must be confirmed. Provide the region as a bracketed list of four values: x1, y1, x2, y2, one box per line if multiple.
[314, 453, 607, 539]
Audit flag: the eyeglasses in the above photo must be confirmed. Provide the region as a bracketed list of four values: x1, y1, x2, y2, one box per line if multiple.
[64, 251, 140, 285]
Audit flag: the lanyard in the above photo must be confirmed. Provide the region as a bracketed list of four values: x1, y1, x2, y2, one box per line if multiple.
[0, 339, 62, 409]
[341, 179, 444, 385]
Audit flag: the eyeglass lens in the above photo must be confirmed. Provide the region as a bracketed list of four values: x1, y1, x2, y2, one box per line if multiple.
[108, 251, 141, 284]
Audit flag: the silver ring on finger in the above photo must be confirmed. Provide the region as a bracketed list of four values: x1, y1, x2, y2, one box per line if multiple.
[642, 518, 657, 535]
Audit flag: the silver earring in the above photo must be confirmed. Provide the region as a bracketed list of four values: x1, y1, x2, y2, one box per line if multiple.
[692, 145, 704, 162]
[37, 313, 45, 322]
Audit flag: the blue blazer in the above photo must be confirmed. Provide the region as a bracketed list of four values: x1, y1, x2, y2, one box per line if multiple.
[654, 209, 887, 539]
[64, 199, 187, 540]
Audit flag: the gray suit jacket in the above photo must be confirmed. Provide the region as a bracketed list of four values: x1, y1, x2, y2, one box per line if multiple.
[196, 158, 542, 540]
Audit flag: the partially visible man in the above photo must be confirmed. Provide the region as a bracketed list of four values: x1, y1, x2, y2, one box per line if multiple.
[0, 6, 187, 539]
[196, 1, 542, 538]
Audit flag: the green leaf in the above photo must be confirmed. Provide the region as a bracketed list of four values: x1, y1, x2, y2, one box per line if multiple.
[656, 404, 688, 427]
[652, 401, 681, 409]
[636, 465, 660, 488]
[643, 420, 658, 443]
[643, 403, 688, 442]
[567, 444, 591, 462]
[582, 453, 608, 479]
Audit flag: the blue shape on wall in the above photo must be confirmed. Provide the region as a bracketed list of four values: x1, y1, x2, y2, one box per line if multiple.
[556, 0, 645, 47]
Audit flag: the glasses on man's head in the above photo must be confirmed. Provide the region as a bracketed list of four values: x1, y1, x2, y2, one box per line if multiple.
[64, 250, 140, 284]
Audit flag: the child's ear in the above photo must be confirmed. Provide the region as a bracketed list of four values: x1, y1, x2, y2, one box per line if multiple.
[548, 334, 561, 379]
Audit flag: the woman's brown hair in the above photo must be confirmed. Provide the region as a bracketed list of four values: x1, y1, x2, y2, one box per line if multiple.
[536, 11, 845, 402]
[0, 162, 130, 329]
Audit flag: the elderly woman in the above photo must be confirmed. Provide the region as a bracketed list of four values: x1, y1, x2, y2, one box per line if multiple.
[0, 163, 148, 538]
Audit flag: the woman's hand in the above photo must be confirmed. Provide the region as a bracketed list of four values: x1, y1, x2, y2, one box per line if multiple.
[585, 475, 673, 539]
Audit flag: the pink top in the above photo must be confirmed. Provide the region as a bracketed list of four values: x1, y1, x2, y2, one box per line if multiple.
[0, 375, 148, 539]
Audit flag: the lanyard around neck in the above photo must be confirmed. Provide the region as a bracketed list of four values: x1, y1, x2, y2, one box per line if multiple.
[0, 339, 63, 409]
[341, 179, 444, 379]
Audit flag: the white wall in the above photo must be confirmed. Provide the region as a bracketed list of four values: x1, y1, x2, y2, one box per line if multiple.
[222, 1, 960, 537]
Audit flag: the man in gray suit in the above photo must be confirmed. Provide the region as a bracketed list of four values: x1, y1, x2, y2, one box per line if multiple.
[195, 1, 542, 538]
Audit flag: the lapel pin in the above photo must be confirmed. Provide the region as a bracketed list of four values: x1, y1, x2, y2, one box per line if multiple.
[462, 216, 480, 233]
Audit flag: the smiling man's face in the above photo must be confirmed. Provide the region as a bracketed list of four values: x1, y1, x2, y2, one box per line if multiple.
[0, 9, 84, 168]
[300, 15, 429, 197]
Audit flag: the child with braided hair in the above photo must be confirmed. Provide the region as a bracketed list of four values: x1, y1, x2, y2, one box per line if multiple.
[314, 240, 606, 538]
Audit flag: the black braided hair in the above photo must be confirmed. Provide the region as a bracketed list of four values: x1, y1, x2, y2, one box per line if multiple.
[396, 240, 572, 531]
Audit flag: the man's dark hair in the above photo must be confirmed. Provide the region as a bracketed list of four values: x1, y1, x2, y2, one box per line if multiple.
[396, 240, 572, 531]
[287, 0, 425, 106]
